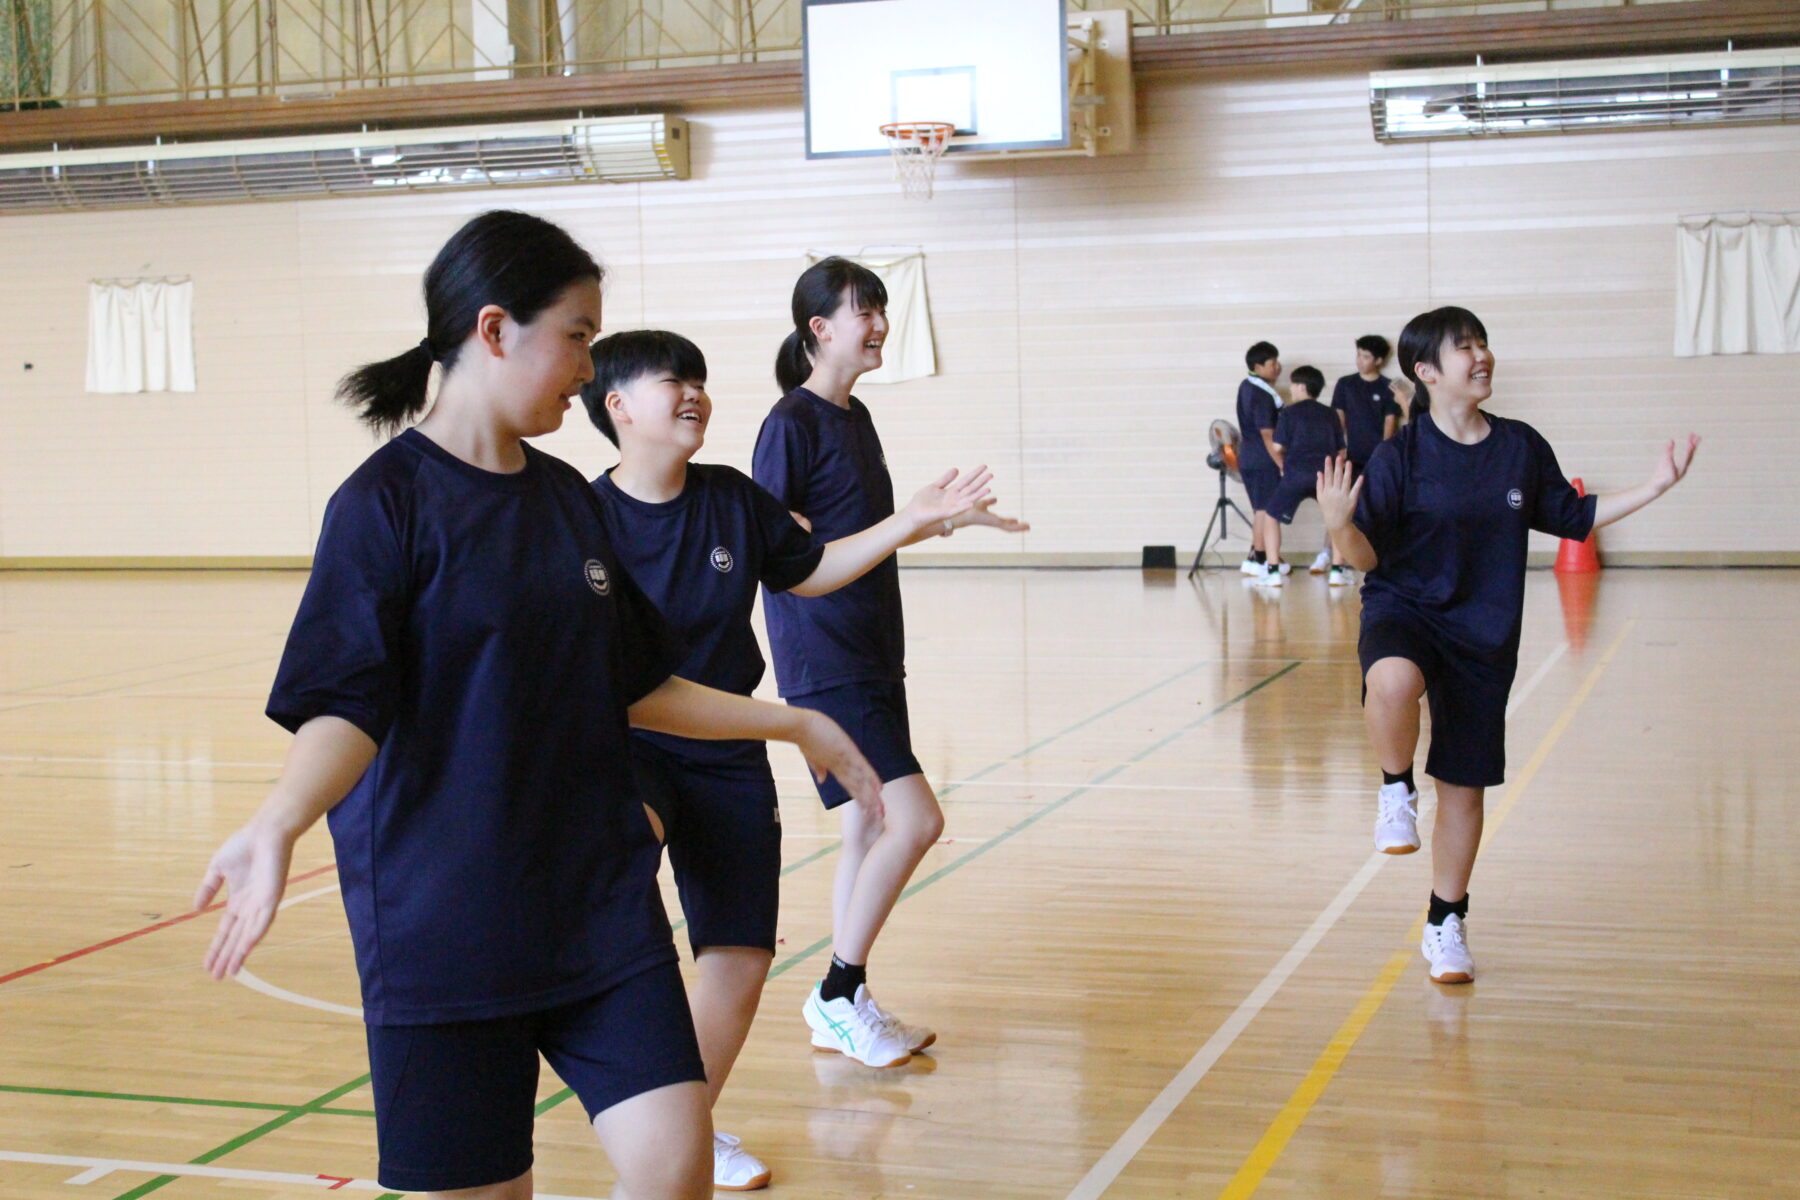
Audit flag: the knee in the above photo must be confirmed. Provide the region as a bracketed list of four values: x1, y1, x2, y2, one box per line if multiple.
[1365, 660, 1424, 709]
[890, 804, 944, 853]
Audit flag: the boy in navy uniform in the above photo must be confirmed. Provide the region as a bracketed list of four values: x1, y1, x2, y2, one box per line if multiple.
[1331, 333, 1403, 479]
[1319, 306, 1698, 984]
[583, 330, 991, 1187]
[1235, 341, 1287, 576]
[1257, 365, 1348, 588]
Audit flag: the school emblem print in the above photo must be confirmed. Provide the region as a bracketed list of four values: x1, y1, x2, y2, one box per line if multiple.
[710, 546, 735, 573]
[1507, 488, 1524, 510]
[584, 559, 612, 596]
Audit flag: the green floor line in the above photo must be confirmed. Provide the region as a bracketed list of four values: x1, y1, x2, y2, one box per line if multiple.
[108, 1073, 372, 1200]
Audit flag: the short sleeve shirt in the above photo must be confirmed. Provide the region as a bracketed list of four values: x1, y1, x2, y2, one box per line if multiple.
[1354, 414, 1596, 666]
[267, 431, 684, 1025]
[1235, 377, 1281, 473]
[1273, 399, 1344, 479]
[752, 387, 905, 697]
[593, 463, 824, 773]
[1332, 374, 1403, 466]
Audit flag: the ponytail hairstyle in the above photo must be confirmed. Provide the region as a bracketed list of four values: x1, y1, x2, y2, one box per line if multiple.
[337, 209, 603, 436]
[1395, 305, 1486, 417]
[774, 256, 888, 394]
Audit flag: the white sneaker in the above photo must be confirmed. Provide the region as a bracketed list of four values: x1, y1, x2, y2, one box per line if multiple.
[1309, 549, 1331, 574]
[713, 1132, 771, 1191]
[1421, 913, 1475, 983]
[1277, 561, 1293, 575]
[1239, 558, 1263, 576]
[1373, 782, 1420, 854]
[804, 984, 912, 1068]
[1328, 566, 1351, 587]
[1253, 563, 1284, 588]
[865, 992, 936, 1053]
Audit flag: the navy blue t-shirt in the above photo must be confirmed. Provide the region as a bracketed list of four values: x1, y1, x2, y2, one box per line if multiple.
[1236, 377, 1281, 473]
[752, 387, 904, 697]
[267, 430, 684, 1025]
[1332, 374, 1403, 466]
[1355, 414, 1597, 666]
[593, 463, 825, 773]
[1274, 398, 1344, 479]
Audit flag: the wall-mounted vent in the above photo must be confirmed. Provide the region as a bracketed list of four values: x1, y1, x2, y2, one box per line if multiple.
[1371, 48, 1800, 143]
[0, 115, 688, 215]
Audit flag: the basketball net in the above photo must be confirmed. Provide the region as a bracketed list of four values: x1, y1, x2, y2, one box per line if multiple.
[878, 122, 955, 201]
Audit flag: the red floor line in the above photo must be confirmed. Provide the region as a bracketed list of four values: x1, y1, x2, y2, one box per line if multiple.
[0, 863, 338, 986]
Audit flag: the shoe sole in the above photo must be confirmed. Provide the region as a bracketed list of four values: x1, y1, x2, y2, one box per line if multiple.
[809, 1041, 912, 1068]
[910, 1032, 937, 1052]
[1377, 843, 1419, 855]
[716, 1170, 773, 1192]
[1429, 969, 1473, 985]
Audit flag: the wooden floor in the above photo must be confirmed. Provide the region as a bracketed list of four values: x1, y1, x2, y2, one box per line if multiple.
[0, 566, 1794, 1199]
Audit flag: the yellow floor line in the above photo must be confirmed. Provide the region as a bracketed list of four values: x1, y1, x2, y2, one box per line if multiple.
[1216, 619, 1636, 1199]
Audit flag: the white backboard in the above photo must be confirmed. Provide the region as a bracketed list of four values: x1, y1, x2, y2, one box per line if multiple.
[804, 0, 1070, 158]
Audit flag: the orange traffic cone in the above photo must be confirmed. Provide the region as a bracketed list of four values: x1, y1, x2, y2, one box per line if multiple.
[1555, 568, 1598, 655]
[1554, 478, 1601, 574]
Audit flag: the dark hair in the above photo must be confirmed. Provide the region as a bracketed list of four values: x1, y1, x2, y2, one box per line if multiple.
[1355, 333, 1391, 361]
[1396, 306, 1487, 416]
[1245, 341, 1279, 371]
[579, 330, 709, 446]
[1289, 365, 1325, 399]
[337, 210, 603, 436]
[775, 257, 888, 393]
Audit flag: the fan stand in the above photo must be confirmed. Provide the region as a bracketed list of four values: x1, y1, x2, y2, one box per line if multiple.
[1188, 468, 1255, 578]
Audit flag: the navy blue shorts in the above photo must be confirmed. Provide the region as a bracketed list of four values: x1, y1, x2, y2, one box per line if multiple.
[1359, 614, 1515, 789]
[366, 960, 704, 1194]
[786, 679, 922, 809]
[1268, 472, 1318, 524]
[631, 740, 782, 955]
[1240, 465, 1279, 513]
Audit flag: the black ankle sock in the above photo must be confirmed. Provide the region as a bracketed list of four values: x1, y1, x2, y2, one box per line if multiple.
[1382, 766, 1415, 791]
[820, 955, 866, 1003]
[1427, 892, 1469, 926]
[1252, 550, 1267, 564]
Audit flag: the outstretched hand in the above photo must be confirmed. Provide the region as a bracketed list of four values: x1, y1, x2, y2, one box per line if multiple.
[953, 498, 1030, 535]
[1650, 434, 1700, 495]
[195, 820, 295, 979]
[796, 710, 885, 824]
[1316, 452, 1363, 532]
[906, 466, 993, 529]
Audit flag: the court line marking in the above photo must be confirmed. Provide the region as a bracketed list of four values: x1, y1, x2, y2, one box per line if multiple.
[0, 1083, 374, 1119]
[1212, 625, 1630, 1199]
[0, 1150, 599, 1197]
[1062, 640, 1568, 1200]
[0, 864, 339, 987]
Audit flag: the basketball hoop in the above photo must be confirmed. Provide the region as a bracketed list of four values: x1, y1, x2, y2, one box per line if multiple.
[878, 122, 955, 201]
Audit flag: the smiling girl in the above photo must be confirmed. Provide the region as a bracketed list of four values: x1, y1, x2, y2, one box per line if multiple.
[1318, 305, 1698, 983]
[194, 212, 881, 1200]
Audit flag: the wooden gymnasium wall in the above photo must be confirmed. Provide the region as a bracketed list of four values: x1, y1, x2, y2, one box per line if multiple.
[0, 65, 1794, 568]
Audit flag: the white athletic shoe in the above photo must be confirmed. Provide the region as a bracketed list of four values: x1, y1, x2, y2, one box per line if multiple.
[1239, 558, 1263, 576]
[1277, 561, 1293, 575]
[1422, 913, 1475, 984]
[865, 992, 936, 1053]
[1373, 782, 1420, 854]
[1328, 566, 1351, 587]
[1253, 563, 1284, 588]
[804, 984, 912, 1068]
[712, 1132, 771, 1192]
[1309, 549, 1331, 574]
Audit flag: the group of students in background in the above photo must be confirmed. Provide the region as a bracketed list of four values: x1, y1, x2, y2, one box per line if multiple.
[193, 209, 1698, 1200]
[1233, 334, 1408, 588]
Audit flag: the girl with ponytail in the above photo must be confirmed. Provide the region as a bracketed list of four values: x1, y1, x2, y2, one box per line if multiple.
[753, 257, 1027, 1068]
[1317, 304, 1697, 986]
[195, 212, 880, 1200]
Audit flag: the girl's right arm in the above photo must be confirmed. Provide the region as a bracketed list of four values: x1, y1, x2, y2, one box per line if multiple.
[1318, 453, 1378, 571]
[194, 716, 377, 978]
[789, 467, 993, 596]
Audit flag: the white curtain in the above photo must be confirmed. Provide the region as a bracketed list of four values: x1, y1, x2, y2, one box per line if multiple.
[808, 250, 936, 384]
[87, 279, 197, 393]
[1674, 215, 1800, 357]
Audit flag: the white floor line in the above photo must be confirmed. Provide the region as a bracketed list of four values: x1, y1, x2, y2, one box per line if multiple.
[1, 1148, 601, 1197]
[1062, 640, 1567, 1200]
[230, 881, 362, 1017]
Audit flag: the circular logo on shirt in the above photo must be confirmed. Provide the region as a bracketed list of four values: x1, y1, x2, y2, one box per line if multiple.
[1507, 488, 1524, 510]
[583, 559, 611, 596]
[710, 546, 734, 574]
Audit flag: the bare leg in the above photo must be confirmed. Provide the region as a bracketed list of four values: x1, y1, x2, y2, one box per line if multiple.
[1250, 508, 1265, 553]
[1363, 657, 1425, 774]
[1430, 783, 1485, 902]
[593, 1081, 712, 1200]
[1263, 512, 1283, 566]
[690, 946, 773, 1108]
[832, 774, 942, 965]
[426, 1171, 533, 1200]
[831, 800, 883, 953]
